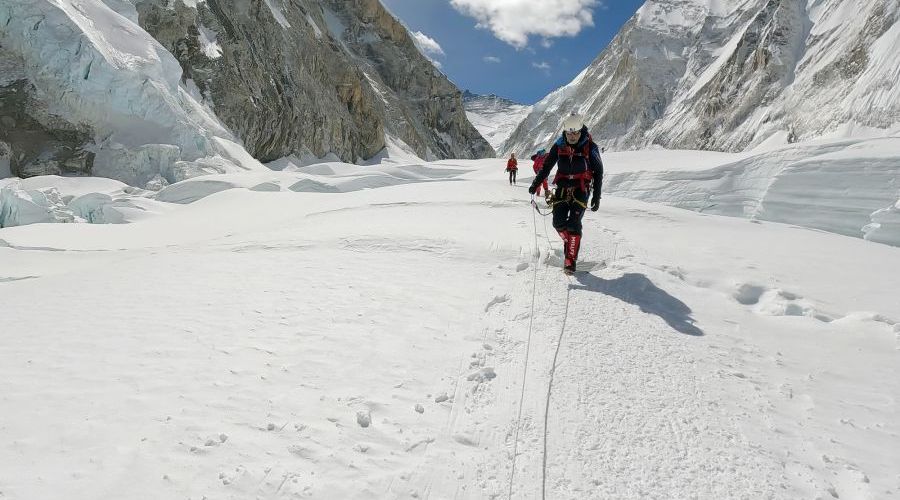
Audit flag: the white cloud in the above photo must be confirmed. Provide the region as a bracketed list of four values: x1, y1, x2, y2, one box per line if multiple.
[450, 0, 601, 48]
[532, 61, 551, 72]
[410, 31, 445, 69]
[483, 55, 502, 63]
[411, 31, 445, 57]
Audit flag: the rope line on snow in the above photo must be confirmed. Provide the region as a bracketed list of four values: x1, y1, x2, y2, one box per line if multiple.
[541, 208, 556, 250]
[507, 198, 543, 500]
[509, 197, 575, 499]
[542, 276, 573, 500]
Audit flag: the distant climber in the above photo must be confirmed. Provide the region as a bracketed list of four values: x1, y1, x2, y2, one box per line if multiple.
[529, 113, 604, 275]
[530, 149, 549, 199]
[506, 153, 518, 185]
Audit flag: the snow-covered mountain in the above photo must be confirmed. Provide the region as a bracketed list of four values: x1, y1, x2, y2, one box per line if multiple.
[462, 91, 532, 153]
[0, 0, 492, 187]
[503, 0, 900, 156]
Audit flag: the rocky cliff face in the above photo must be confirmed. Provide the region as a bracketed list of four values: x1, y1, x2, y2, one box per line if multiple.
[0, 0, 491, 186]
[503, 0, 900, 156]
[133, 0, 492, 162]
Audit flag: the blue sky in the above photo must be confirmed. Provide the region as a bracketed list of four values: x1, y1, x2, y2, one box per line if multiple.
[380, 0, 645, 105]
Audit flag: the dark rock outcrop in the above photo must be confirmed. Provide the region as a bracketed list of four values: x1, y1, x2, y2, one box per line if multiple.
[0, 47, 94, 178]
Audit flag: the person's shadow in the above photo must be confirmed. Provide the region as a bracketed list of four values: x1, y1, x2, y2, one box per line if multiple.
[572, 272, 704, 336]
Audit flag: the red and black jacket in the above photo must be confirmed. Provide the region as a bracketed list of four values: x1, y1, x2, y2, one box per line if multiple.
[533, 126, 604, 195]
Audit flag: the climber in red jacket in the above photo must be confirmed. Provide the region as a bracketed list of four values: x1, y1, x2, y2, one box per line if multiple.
[530, 149, 549, 197]
[506, 153, 518, 185]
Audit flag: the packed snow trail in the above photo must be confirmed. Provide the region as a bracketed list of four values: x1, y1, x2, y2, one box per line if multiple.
[442, 171, 897, 499]
[2, 159, 898, 499]
[539, 277, 571, 500]
[484, 219, 779, 498]
[505, 198, 544, 500]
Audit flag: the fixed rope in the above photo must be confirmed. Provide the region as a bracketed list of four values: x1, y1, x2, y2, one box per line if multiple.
[507, 198, 544, 500]
[509, 196, 575, 499]
[542, 278, 573, 499]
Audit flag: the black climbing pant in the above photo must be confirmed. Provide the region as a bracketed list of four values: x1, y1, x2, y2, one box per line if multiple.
[552, 187, 588, 235]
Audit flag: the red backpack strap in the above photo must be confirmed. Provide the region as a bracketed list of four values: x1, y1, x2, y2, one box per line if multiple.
[582, 134, 594, 157]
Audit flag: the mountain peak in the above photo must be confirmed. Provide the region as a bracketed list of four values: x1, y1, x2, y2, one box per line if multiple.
[462, 90, 524, 108]
[503, 0, 900, 156]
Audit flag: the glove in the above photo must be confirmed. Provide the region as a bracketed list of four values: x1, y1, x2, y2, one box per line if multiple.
[590, 195, 600, 212]
[528, 183, 538, 195]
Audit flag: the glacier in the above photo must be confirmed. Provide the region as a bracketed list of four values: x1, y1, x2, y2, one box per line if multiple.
[0, 0, 266, 187]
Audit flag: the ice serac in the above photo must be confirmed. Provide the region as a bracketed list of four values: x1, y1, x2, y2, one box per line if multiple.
[502, 0, 900, 156]
[0, 0, 266, 187]
[865, 198, 900, 246]
[0, 43, 95, 178]
[133, 0, 492, 163]
[0, 0, 490, 187]
[0, 184, 78, 227]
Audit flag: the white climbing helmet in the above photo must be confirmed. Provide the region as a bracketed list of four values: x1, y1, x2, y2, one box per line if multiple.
[562, 113, 585, 133]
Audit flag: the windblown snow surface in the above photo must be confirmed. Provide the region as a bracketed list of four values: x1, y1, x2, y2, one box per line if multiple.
[2, 151, 899, 499]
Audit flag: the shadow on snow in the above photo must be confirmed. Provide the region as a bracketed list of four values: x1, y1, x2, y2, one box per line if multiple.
[572, 272, 704, 337]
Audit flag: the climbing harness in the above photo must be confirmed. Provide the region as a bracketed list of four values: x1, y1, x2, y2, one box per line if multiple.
[531, 188, 587, 217]
[555, 187, 588, 209]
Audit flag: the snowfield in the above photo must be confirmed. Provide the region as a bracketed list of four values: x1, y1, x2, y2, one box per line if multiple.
[1, 156, 898, 499]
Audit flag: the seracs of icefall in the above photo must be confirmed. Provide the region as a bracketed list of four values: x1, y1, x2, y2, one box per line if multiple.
[0, 0, 492, 187]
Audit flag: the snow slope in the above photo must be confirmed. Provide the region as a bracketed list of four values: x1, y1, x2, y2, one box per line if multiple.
[1, 158, 898, 499]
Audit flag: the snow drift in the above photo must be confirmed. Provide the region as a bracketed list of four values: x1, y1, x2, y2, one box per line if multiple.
[604, 137, 900, 244]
